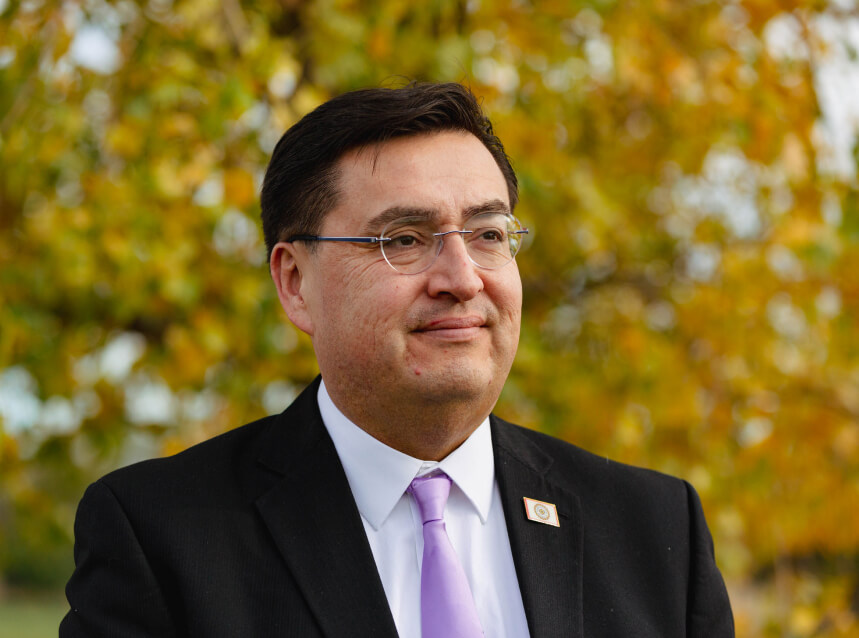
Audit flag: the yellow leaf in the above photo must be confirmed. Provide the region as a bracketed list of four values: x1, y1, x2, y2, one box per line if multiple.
[223, 168, 255, 207]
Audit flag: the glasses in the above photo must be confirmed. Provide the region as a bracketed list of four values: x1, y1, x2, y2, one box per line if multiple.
[286, 212, 529, 275]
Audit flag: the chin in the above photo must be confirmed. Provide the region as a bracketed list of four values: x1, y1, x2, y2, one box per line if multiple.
[406, 364, 498, 403]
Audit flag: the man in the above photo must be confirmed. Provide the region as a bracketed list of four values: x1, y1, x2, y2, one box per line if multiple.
[61, 82, 734, 637]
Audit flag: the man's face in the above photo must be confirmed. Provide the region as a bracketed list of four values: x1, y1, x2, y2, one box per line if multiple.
[280, 131, 522, 427]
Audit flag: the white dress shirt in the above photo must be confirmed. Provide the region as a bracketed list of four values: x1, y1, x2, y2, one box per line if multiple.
[318, 380, 530, 638]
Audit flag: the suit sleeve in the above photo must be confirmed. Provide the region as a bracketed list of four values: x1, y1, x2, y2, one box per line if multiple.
[684, 480, 734, 637]
[60, 480, 179, 638]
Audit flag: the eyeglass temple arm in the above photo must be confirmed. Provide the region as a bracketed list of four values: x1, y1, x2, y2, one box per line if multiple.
[285, 235, 391, 244]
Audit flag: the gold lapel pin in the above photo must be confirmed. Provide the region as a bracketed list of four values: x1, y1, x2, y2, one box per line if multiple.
[523, 497, 560, 527]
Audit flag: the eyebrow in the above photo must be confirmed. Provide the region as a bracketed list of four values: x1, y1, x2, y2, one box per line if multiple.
[361, 199, 511, 235]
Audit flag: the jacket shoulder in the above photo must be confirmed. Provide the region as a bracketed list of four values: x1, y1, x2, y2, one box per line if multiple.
[96, 377, 323, 501]
[493, 417, 686, 490]
[491, 417, 697, 532]
[93, 414, 280, 509]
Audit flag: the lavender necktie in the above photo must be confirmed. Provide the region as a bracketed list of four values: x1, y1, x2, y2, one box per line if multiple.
[408, 473, 484, 638]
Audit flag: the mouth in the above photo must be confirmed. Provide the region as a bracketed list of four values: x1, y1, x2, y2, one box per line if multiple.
[412, 316, 487, 341]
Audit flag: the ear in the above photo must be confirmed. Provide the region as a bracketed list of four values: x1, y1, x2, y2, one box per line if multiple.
[270, 241, 315, 335]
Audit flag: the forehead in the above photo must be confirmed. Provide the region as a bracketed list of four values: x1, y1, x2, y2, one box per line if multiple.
[326, 131, 510, 232]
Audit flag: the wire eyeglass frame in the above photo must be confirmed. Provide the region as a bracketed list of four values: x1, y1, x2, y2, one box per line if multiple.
[286, 212, 529, 275]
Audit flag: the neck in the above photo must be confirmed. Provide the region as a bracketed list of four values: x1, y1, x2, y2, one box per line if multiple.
[324, 385, 494, 461]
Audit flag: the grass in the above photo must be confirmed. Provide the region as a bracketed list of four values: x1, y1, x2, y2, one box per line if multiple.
[0, 594, 68, 638]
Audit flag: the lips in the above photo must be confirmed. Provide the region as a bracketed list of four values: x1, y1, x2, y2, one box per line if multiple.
[412, 315, 487, 341]
[415, 316, 486, 331]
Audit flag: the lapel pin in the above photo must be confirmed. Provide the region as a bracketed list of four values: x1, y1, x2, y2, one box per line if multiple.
[523, 497, 560, 527]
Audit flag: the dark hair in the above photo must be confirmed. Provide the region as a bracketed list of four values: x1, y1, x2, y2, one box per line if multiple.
[260, 82, 518, 257]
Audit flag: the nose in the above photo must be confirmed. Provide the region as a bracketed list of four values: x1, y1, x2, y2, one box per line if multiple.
[425, 232, 484, 301]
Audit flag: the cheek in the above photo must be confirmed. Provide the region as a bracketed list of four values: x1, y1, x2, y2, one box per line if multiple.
[318, 271, 406, 349]
[491, 272, 523, 320]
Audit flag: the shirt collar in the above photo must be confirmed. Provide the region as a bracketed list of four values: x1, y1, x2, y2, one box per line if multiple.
[317, 379, 495, 530]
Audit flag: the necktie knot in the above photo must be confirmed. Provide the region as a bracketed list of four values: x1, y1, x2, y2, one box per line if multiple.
[408, 473, 451, 524]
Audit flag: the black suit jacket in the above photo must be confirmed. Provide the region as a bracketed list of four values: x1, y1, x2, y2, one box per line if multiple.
[61, 377, 733, 637]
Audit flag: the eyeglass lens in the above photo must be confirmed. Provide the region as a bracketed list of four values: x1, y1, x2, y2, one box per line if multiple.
[380, 212, 525, 275]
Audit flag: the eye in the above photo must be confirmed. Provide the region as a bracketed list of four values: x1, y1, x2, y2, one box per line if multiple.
[391, 235, 418, 248]
[474, 227, 505, 242]
[389, 232, 421, 248]
[384, 229, 429, 252]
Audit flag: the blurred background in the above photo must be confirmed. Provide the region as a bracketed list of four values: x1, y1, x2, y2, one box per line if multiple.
[1, 0, 858, 635]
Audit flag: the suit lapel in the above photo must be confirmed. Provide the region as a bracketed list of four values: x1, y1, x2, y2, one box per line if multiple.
[252, 379, 398, 638]
[492, 417, 584, 638]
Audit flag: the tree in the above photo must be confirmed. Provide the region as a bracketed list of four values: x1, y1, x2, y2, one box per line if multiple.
[1, 0, 856, 633]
